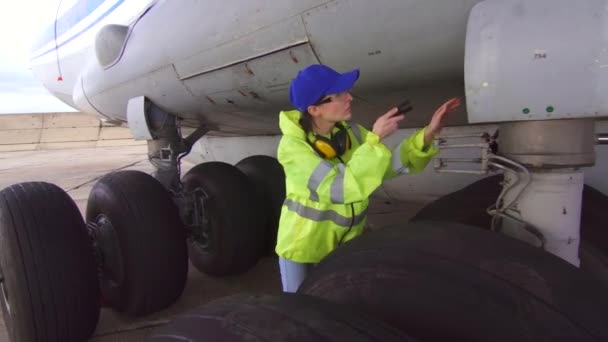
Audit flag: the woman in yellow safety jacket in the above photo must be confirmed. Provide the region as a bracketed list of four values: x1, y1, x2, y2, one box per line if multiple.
[276, 64, 460, 292]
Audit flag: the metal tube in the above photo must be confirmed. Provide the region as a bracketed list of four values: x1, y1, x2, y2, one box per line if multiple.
[437, 158, 482, 163]
[436, 132, 489, 139]
[434, 169, 489, 175]
[489, 155, 531, 210]
[501, 171, 583, 267]
[597, 134, 608, 145]
[437, 143, 490, 149]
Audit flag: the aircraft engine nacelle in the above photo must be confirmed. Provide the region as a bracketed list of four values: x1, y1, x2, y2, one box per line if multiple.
[461, 0, 608, 266]
[465, 0, 608, 124]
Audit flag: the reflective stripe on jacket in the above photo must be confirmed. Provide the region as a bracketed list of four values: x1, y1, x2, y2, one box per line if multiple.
[275, 110, 438, 263]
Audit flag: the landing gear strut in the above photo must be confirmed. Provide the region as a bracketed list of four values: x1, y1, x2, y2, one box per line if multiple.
[432, 119, 597, 267]
[127, 96, 209, 192]
[126, 96, 268, 276]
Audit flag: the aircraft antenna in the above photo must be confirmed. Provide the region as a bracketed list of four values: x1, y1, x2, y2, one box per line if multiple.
[54, 0, 64, 81]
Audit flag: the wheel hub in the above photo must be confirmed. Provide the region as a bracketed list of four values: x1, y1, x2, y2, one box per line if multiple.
[0, 267, 10, 315]
[192, 225, 211, 250]
[189, 190, 212, 251]
[88, 214, 125, 287]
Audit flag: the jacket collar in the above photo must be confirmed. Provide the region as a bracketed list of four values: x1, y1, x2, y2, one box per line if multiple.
[279, 110, 346, 138]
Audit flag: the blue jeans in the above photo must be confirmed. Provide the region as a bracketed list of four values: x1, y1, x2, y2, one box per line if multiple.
[278, 257, 314, 293]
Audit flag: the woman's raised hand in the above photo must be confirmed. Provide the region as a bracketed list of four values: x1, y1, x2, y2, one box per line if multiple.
[372, 108, 405, 140]
[424, 97, 461, 145]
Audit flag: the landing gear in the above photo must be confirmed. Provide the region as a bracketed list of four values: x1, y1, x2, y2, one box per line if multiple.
[126, 97, 275, 277]
[298, 221, 608, 341]
[434, 119, 600, 271]
[0, 97, 281, 339]
[182, 162, 266, 276]
[235, 155, 286, 255]
[147, 294, 412, 341]
[86, 170, 188, 315]
[411, 174, 608, 288]
[0, 183, 100, 342]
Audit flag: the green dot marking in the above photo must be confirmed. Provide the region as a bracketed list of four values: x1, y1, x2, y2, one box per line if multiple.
[523, 108, 530, 114]
[546, 106, 554, 113]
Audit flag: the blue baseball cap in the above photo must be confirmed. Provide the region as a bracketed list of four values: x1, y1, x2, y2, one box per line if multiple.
[289, 64, 360, 112]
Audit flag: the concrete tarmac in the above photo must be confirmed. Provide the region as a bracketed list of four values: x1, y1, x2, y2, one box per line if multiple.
[0, 145, 425, 341]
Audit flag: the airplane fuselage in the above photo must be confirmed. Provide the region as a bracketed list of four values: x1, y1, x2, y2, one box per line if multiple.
[31, 0, 481, 135]
[3, 1, 606, 340]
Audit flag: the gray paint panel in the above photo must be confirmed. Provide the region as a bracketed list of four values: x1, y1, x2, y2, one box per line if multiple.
[302, 0, 481, 91]
[183, 43, 320, 119]
[175, 16, 310, 79]
[86, 0, 329, 92]
[87, 65, 204, 122]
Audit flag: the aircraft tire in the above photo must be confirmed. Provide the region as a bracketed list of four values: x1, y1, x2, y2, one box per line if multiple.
[182, 162, 265, 276]
[411, 174, 608, 288]
[298, 221, 608, 341]
[86, 170, 188, 316]
[235, 155, 285, 256]
[145, 293, 413, 341]
[0, 182, 100, 342]
[410, 174, 501, 229]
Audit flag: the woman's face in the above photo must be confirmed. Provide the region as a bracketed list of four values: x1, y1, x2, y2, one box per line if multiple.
[309, 91, 353, 123]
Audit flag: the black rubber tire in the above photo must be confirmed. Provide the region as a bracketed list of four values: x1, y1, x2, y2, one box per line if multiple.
[235, 155, 285, 255]
[298, 221, 608, 341]
[182, 162, 265, 276]
[411, 174, 608, 287]
[0, 182, 100, 342]
[146, 293, 414, 341]
[86, 170, 188, 316]
[410, 175, 502, 229]
[579, 184, 608, 286]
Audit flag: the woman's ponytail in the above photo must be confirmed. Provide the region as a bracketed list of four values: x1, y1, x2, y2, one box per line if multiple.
[299, 110, 314, 134]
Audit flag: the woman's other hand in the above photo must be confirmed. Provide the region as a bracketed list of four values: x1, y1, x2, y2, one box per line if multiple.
[372, 108, 405, 140]
[424, 97, 461, 146]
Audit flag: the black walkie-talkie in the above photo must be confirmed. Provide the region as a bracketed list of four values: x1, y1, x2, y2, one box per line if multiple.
[396, 100, 413, 116]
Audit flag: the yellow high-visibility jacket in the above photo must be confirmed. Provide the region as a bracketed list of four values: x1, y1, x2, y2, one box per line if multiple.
[275, 110, 438, 263]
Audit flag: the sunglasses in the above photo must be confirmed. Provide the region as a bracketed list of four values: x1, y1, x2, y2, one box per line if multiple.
[313, 97, 333, 106]
[312, 92, 349, 106]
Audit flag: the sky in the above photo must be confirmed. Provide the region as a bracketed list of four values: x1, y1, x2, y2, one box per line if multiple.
[0, 0, 77, 114]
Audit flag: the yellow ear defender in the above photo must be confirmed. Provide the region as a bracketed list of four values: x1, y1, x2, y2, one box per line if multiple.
[309, 123, 351, 159]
